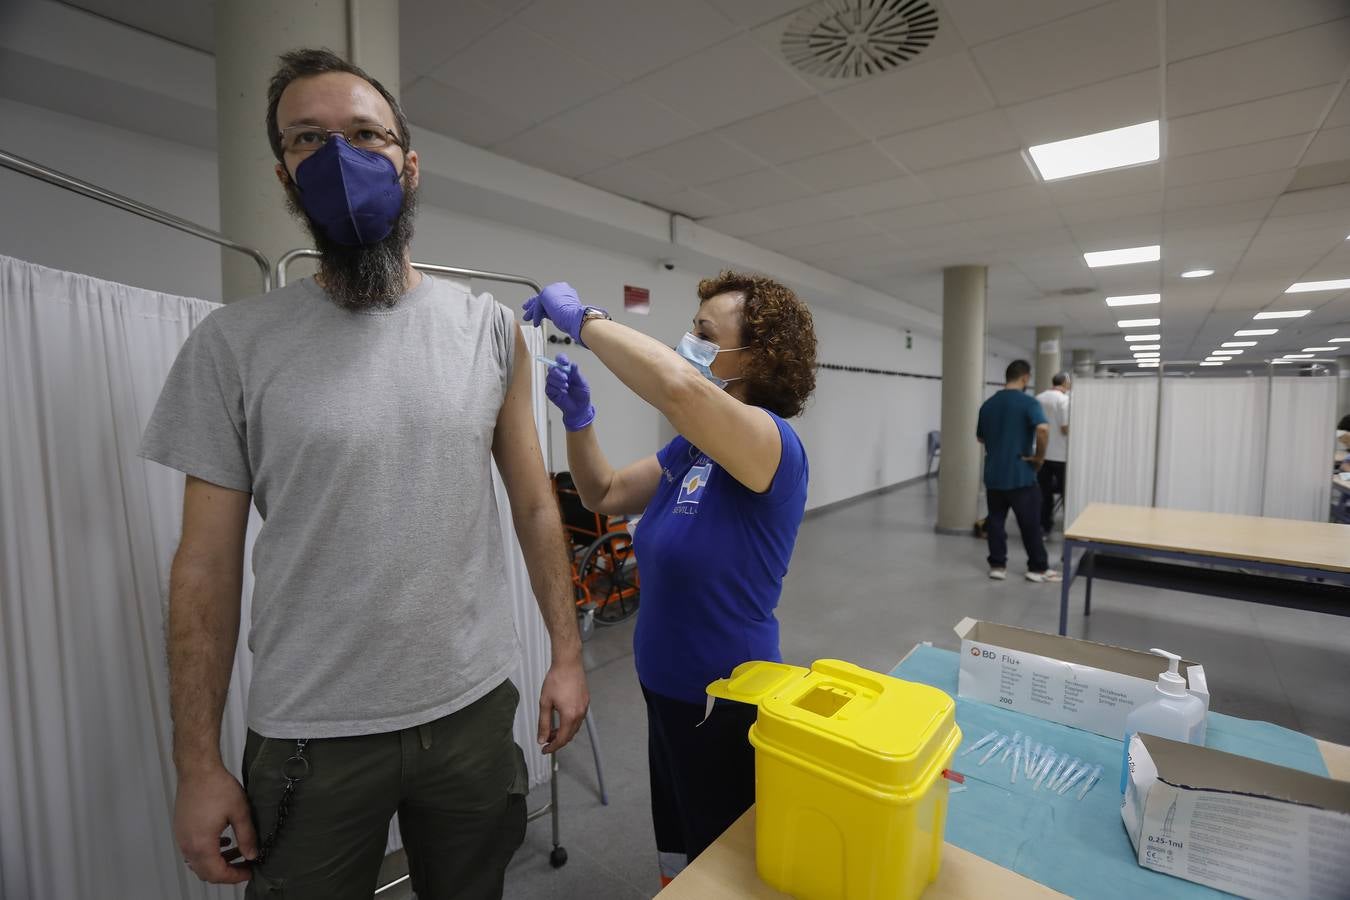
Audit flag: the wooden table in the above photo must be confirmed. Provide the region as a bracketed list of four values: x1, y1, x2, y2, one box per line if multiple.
[661, 642, 1350, 899]
[1058, 503, 1350, 635]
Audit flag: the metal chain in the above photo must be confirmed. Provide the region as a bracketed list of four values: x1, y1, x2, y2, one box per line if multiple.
[253, 738, 309, 866]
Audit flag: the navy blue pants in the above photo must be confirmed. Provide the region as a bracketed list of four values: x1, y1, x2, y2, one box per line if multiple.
[643, 684, 756, 881]
[986, 485, 1049, 572]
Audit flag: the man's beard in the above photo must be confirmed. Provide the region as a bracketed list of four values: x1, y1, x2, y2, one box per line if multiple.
[283, 169, 419, 311]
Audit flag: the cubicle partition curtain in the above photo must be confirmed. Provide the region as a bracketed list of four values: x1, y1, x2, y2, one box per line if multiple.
[1067, 373, 1339, 529]
[0, 255, 552, 900]
[1264, 376, 1339, 521]
[1156, 379, 1268, 515]
[1064, 378, 1159, 528]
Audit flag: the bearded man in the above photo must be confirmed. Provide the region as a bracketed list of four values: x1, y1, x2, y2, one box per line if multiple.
[140, 47, 587, 900]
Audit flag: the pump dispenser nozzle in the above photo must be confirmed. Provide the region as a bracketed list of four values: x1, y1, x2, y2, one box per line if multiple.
[1149, 648, 1188, 698]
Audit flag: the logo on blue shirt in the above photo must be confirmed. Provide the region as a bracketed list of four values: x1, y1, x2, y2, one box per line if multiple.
[678, 463, 712, 505]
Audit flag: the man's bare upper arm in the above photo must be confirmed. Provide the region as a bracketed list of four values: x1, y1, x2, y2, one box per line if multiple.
[492, 324, 552, 514]
[178, 476, 251, 570]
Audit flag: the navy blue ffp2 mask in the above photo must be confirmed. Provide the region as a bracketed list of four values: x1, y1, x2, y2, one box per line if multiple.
[293, 137, 404, 246]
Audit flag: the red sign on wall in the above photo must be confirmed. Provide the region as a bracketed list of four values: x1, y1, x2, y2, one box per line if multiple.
[624, 284, 650, 315]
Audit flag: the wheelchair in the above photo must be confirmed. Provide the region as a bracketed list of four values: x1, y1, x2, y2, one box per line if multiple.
[552, 472, 640, 640]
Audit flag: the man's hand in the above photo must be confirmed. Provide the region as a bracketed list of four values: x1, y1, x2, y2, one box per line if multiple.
[537, 654, 589, 754]
[1022, 455, 1045, 471]
[175, 765, 258, 884]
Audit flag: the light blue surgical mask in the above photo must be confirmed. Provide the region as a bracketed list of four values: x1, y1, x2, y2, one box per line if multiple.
[676, 332, 745, 389]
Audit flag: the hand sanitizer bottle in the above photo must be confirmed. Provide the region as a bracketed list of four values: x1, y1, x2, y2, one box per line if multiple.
[1119, 649, 1207, 791]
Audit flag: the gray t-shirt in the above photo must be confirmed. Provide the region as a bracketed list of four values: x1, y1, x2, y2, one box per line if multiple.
[141, 275, 520, 739]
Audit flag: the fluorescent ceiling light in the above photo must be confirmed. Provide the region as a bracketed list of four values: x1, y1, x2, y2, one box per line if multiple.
[1137, 361, 1161, 367]
[1180, 269, 1214, 278]
[1272, 359, 1295, 365]
[1253, 310, 1310, 320]
[1329, 337, 1350, 343]
[1133, 352, 1160, 358]
[1286, 279, 1350, 293]
[1212, 349, 1242, 355]
[1131, 344, 1161, 350]
[1303, 346, 1337, 352]
[1221, 341, 1257, 347]
[1084, 245, 1161, 268]
[1283, 353, 1314, 359]
[1105, 293, 1161, 307]
[1204, 356, 1227, 362]
[1199, 362, 1223, 366]
[1027, 120, 1159, 181]
[1124, 333, 1161, 341]
[1117, 317, 1161, 328]
[1235, 329, 1278, 336]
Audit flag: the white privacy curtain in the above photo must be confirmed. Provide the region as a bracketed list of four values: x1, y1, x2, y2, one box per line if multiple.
[1064, 377, 1159, 528]
[1264, 375, 1339, 521]
[1156, 378, 1268, 515]
[0, 256, 554, 899]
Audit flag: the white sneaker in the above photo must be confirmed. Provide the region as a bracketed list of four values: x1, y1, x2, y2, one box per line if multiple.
[989, 568, 1007, 580]
[1025, 569, 1062, 583]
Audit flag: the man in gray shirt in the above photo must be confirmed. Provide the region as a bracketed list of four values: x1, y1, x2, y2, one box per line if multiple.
[141, 49, 587, 899]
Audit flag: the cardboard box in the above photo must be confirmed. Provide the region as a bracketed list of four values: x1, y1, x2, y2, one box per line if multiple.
[955, 618, 1209, 739]
[1122, 733, 1350, 899]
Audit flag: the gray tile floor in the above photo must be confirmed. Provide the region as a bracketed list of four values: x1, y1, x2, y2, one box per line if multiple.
[387, 478, 1350, 899]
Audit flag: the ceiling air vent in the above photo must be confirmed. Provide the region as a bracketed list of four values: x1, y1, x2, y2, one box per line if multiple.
[782, 0, 939, 80]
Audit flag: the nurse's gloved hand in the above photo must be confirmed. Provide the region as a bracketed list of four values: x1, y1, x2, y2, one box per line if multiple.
[522, 282, 593, 346]
[544, 354, 595, 432]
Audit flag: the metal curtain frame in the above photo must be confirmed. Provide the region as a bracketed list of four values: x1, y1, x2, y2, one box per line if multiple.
[0, 148, 272, 293]
[276, 247, 604, 879]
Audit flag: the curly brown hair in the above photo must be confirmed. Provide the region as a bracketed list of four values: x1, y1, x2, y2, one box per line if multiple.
[697, 270, 817, 418]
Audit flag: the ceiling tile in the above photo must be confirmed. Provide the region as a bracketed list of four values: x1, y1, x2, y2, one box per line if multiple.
[819, 176, 934, 216]
[535, 86, 704, 159]
[492, 124, 617, 178]
[1069, 214, 1163, 247]
[1164, 134, 1311, 188]
[1303, 125, 1350, 167]
[971, 0, 1157, 106]
[823, 52, 995, 139]
[403, 77, 533, 147]
[1057, 192, 1164, 226]
[1045, 164, 1163, 206]
[777, 143, 905, 192]
[920, 152, 1036, 199]
[1166, 85, 1337, 157]
[700, 195, 848, 235]
[1004, 70, 1160, 146]
[941, 0, 1108, 47]
[945, 183, 1053, 218]
[877, 109, 1021, 171]
[1326, 87, 1350, 128]
[1164, 169, 1293, 211]
[965, 207, 1065, 238]
[628, 133, 764, 186]
[1165, 21, 1350, 118]
[703, 0, 807, 28]
[514, 0, 731, 81]
[859, 200, 965, 232]
[698, 168, 810, 210]
[430, 24, 622, 126]
[753, 216, 880, 252]
[889, 221, 983, 250]
[580, 161, 681, 203]
[1162, 198, 1274, 230]
[1267, 183, 1350, 218]
[633, 35, 812, 131]
[1165, 0, 1348, 62]
[696, 209, 782, 236]
[399, 0, 511, 83]
[1256, 208, 1350, 236]
[643, 188, 734, 219]
[717, 99, 865, 165]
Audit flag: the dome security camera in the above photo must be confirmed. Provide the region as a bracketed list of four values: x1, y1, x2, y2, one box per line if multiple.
[659, 259, 676, 271]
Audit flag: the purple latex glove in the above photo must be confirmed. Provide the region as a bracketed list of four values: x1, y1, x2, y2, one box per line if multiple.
[522, 282, 597, 346]
[545, 353, 595, 432]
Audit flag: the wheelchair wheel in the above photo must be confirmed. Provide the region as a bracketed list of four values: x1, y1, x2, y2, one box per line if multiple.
[577, 531, 640, 625]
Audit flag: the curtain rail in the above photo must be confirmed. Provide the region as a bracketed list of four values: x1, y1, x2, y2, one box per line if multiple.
[0, 148, 272, 292]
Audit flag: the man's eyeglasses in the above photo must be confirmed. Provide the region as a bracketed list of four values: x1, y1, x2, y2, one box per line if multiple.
[279, 124, 404, 154]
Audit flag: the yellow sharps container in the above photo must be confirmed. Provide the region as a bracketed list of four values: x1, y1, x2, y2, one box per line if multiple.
[707, 659, 961, 900]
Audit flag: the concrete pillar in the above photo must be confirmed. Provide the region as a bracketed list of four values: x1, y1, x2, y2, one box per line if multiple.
[1034, 325, 1062, 394]
[1072, 348, 1094, 379]
[936, 265, 987, 534]
[214, 0, 399, 300]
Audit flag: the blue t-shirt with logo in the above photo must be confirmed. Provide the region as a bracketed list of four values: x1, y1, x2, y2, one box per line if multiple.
[632, 412, 808, 705]
[977, 389, 1048, 491]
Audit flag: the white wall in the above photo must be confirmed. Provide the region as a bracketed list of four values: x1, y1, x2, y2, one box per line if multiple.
[1, 96, 1022, 512]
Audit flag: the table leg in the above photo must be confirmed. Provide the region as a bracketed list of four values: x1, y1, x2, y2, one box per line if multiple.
[1084, 550, 1095, 617]
[1059, 541, 1073, 635]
